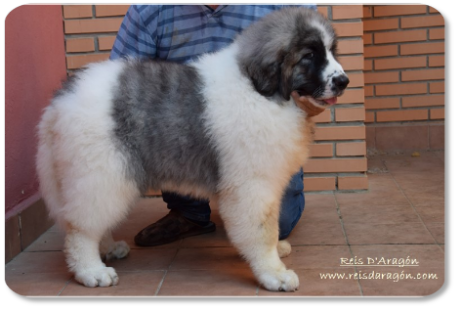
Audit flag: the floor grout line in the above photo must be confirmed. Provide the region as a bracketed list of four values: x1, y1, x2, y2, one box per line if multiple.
[154, 270, 168, 296]
[332, 192, 364, 296]
[57, 277, 73, 296]
[154, 248, 180, 296]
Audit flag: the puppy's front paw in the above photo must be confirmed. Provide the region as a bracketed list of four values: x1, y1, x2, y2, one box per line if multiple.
[75, 266, 119, 287]
[259, 269, 299, 292]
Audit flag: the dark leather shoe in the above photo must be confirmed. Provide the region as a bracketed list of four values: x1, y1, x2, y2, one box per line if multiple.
[134, 210, 216, 246]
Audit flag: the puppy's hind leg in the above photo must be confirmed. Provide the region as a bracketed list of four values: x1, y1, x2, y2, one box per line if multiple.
[62, 171, 139, 287]
[219, 185, 299, 292]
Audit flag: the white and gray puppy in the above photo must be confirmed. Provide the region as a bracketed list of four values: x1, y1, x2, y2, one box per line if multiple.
[37, 8, 348, 291]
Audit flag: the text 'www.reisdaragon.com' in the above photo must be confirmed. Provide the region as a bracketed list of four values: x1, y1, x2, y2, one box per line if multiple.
[319, 271, 439, 283]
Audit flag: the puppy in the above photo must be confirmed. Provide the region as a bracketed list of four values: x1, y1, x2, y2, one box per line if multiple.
[37, 7, 348, 291]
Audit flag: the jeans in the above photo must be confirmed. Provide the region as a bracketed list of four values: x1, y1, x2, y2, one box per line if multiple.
[162, 168, 305, 239]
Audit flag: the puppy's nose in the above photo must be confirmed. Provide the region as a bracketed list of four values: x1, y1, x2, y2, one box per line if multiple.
[333, 75, 349, 91]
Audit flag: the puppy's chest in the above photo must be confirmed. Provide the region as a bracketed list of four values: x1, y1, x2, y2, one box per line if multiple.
[205, 96, 308, 156]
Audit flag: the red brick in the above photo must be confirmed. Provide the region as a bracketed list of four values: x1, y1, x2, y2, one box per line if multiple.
[311, 110, 331, 123]
[66, 37, 95, 53]
[304, 158, 367, 173]
[430, 108, 444, 120]
[63, 5, 93, 19]
[401, 69, 444, 82]
[364, 59, 373, 71]
[364, 18, 399, 31]
[64, 18, 123, 34]
[374, 5, 427, 17]
[430, 82, 444, 94]
[66, 53, 111, 69]
[376, 109, 428, 122]
[335, 107, 366, 122]
[365, 112, 375, 123]
[429, 55, 445, 67]
[374, 29, 426, 44]
[337, 55, 364, 71]
[338, 89, 365, 104]
[98, 36, 116, 51]
[363, 6, 373, 19]
[348, 73, 364, 88]
[336, 142, 367, 156]
[309, 143, 334, 158]
[365, 97, 400, 110]
[400, 42, 444, 55]
[364, 85, 374, 97]
[365, 71, 400, 84]
[429, 7, 440, 14]
[317, 6, 328, 18]
[332, 5, 363, 20]
[402, 94, 444, 108]
[334, 22, 363, 37]
[364, 45, 398, 58]
[374, 56, 426, 70]
[338, 175, 368, 190]
[401, 15, 444, 29]
[338, 39, 364, 55]
[375, 83, 427, 96]
[363, 33, 373, 45]
[314, 126, 366, 141]
[429, 28, 444, 40]
[95, 5, 130, 17]
[303, 177, 336, 191]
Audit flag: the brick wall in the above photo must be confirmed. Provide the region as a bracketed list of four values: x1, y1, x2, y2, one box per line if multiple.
[62, 4, 368, 192]
[363, 5, 445, 152]
[63, 5, 129, 73]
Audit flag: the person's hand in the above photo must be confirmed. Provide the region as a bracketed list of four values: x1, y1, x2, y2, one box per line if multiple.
[291, 91, 325, 118]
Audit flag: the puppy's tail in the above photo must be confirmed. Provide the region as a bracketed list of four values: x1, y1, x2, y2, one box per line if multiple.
[36, 105, 65, 226]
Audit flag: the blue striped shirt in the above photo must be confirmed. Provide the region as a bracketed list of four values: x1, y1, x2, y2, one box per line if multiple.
[110, 5, 316, 63]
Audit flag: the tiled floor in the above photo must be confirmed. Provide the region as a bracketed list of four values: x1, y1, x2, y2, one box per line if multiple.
[5, 151, 445, 297]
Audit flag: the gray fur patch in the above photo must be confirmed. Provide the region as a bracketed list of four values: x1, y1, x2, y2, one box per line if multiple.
[111, 60, 220, 196]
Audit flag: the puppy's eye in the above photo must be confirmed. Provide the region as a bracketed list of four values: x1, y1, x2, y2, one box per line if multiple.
[304, 52, 314, 59]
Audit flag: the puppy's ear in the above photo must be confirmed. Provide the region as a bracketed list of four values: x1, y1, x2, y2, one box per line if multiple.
[246, 60, 281, 98]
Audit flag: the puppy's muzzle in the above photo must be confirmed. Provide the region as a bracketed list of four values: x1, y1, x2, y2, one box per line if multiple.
[332, 74, 349, 92]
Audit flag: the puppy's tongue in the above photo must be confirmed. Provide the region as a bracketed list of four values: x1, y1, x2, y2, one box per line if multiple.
[324, 97, 338, 105]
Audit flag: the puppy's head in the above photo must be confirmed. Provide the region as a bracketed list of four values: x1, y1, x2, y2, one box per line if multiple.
[237, 8, 349, 107]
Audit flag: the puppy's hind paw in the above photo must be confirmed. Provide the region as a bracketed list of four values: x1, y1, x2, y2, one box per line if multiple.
[277, 240, 292, 258]
[103, 240, 130, 261]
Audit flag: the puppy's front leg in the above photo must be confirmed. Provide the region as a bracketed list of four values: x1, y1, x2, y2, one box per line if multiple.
[218, 186, 299, 292]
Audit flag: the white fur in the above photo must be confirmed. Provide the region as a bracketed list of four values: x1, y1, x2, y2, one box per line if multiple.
[319, 50, 346, 101]
[37, 60, 140, 287]
[37, 42, 311, 291]
[193, 44, 309, 291]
